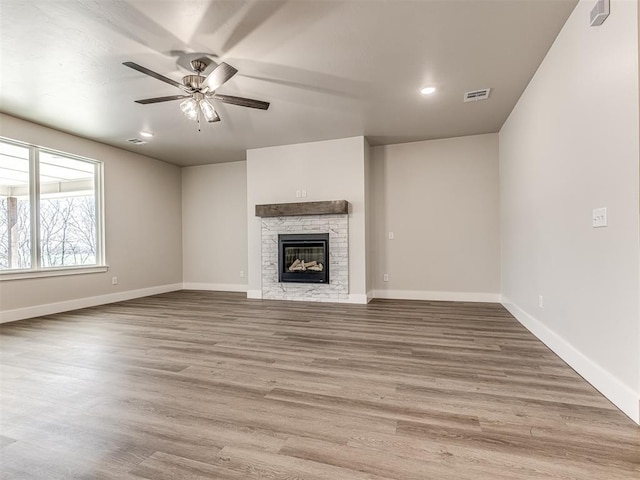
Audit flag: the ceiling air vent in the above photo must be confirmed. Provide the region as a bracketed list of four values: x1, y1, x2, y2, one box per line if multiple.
[464, 88, 491, 102]
[126, 138, 147, 145]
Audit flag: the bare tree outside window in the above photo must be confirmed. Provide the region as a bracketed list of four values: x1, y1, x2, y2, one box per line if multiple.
[40, 196, 96, 267]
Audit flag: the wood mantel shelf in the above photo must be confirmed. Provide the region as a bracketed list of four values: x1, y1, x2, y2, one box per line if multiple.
[255, 200, 349, 217]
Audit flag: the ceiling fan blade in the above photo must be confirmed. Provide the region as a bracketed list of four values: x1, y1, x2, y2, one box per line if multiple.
[203, 62, 238, 92]
[134, 95, 191, 104]
[213, 94, 270, 110]
[123, 62, 189, 92]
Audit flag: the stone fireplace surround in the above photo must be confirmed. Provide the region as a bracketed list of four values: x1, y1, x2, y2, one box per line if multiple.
[256, 201, 349, 302]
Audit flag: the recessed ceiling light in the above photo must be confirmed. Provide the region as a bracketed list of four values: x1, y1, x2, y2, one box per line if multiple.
[420, 86, 437, 95]
[139, 131, 154, 138]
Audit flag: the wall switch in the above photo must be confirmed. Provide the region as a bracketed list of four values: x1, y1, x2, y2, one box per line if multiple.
[296, 190, 301, 198]
[538, 295, 544, 308]
[111, 276, 118, 285]
[592, 207, 607, 228]
[388, 232, 394, 240]
[240, 270, 245, 278]
[301, 190, 307, 198]
[383, 273, 389, 282]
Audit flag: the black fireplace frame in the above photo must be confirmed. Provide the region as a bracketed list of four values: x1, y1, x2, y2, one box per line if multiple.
[278, 233, 329, 284]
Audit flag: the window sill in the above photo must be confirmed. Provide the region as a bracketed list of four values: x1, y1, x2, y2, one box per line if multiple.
[0, 265, 109, 281]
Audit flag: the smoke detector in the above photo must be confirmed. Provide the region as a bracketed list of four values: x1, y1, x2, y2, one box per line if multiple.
[464, 88, 491, 102]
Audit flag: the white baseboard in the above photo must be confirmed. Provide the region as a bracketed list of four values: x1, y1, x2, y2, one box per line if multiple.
[502, 297, 640, 425]
[246, 289, 263, 299]
[182, 282, 247, 293]
[348, 293, 370, 304]
[0, 283, 183, 324]
[372, 289, 501, 303]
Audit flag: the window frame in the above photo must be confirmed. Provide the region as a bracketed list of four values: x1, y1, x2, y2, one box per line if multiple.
[0, 137, 106, 280]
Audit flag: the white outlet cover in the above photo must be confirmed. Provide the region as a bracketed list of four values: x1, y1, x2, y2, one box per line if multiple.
[592, 207, 607, 228]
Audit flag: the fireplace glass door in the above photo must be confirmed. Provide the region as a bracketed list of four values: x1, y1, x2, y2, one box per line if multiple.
[278, 233, 329, 284]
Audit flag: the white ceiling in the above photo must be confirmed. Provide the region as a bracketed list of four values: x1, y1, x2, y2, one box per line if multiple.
[0, 0, 578, 167]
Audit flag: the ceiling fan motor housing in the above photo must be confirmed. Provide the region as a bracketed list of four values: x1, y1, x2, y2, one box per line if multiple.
[182, 75, 204, 90]
[189, 58, 208, 73]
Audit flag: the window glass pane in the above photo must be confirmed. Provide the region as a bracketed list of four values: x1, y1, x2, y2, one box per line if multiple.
[39, 152, 96, 267]
[0, 142, 31, 270]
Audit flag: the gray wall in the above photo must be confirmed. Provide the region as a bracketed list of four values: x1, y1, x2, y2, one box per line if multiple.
[499, 0, 640, 422]
[182, 161, 248, 291]
[371, 134, 500, 301]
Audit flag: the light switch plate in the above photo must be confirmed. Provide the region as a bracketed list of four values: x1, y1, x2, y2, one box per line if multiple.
[592, 208, 607, 228]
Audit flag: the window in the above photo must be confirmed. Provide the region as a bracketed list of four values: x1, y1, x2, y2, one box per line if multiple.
[0, 138, 104, 276]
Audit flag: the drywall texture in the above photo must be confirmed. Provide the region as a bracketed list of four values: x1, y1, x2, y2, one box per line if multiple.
[0, 114, 183, 315]
[246, 136, 368, 302]
[370, 134, 500, 301]
[500, 0, 639, 422]
[182, 161, 248, 290]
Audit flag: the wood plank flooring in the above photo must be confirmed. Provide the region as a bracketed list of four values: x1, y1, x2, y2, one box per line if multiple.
[1, 291, 638, 479]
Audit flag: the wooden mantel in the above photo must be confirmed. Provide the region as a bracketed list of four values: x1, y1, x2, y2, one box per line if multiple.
[255, 200, 349, 217]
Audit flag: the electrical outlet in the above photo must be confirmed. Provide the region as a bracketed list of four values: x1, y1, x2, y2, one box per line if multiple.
[592, 207, 607, 228]
[388, 232, 394, 240]
[301, 190, 307, 198]
[296, 190, 301, 198]
[539, 295, 544, 308]
[383, 273, 389, 282]
[240, 270, 245, 278]
[111, 276, 118, 285]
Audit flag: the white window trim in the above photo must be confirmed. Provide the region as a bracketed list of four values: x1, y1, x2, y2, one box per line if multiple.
[0, 265, 109, 281]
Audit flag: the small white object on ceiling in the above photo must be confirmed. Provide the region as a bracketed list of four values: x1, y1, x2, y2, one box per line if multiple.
[590, 0, 610, 26]
[464, 88, 491, 102]
[126, 138, 147, 145]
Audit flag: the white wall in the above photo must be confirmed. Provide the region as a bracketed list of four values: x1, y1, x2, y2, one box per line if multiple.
[371, 134, 501, 302]
[500, 0, 640, 423]
[0, 114, 183, 321]
[182, 161, 248, 291]
[246, 136, 368, 302]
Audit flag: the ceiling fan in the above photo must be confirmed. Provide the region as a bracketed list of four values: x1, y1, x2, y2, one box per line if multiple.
[123, 58, 270, 125]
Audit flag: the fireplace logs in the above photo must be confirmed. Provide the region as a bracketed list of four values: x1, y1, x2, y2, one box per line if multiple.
[288, 259, 324, 272]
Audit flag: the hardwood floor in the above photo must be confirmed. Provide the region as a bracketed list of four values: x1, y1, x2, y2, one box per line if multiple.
[1, 291, 638, 479]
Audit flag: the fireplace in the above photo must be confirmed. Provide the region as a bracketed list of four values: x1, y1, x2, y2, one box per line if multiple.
[278, 233, 329, 284]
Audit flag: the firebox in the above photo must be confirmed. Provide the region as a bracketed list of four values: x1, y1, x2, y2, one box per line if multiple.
[278, 233, 329, 284]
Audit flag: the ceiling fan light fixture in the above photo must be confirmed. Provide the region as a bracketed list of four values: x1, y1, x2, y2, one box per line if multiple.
[199, 98, 219, 122]
[180, 98, 199, 121]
